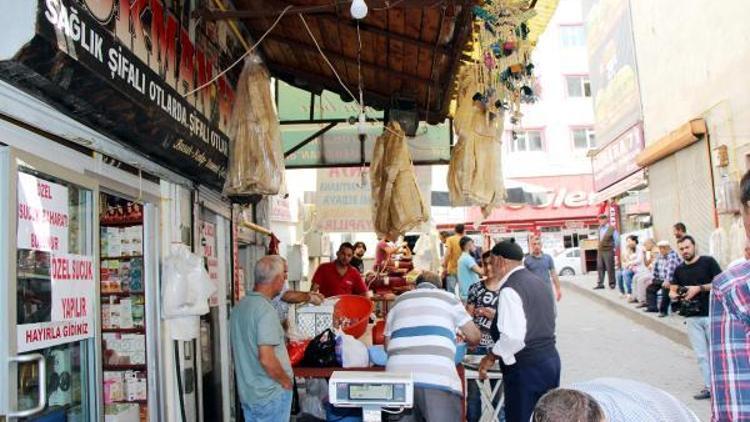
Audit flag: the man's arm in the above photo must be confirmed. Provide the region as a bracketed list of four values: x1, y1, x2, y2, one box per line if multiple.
[489, 288, 526, 365]
[551, 271, 562, 301]
[548, 256, 561, 301]
[282, 290, 324, 305]
[258, 345, 292, 390]
[471, 264, 484, 276]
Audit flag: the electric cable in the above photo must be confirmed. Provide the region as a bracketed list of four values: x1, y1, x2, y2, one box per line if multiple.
[183, 5, 294, 97]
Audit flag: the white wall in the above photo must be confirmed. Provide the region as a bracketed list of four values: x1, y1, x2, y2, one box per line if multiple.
[502, 0, 595, 179]
[630, 0, 750, 173]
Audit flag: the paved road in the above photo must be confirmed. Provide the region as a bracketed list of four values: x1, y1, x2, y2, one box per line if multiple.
[558, 283, 710, 421]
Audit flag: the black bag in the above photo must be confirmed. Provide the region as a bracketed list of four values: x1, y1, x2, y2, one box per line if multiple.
[302, 329, 338, 367]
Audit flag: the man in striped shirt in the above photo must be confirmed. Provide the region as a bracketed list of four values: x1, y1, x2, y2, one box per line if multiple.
[384, 271, 481, 421]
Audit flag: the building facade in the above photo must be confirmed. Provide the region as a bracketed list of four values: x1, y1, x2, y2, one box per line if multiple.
[585, 0, 750, 263]
[433, 0, 600, 254]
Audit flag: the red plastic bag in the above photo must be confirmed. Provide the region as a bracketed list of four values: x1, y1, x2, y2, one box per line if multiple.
[287, 340, 311, 366]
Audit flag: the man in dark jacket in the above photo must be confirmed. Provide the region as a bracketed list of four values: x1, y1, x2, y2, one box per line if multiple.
[479, 240, 561, 422]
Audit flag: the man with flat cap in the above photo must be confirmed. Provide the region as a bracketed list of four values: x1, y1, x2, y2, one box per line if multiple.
[479, 240, 561, 422]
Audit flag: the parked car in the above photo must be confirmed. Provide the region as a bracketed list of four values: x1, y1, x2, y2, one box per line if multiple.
[554, 247, 582, 276]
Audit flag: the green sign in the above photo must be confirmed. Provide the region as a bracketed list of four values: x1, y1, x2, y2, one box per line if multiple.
[277, 81, 451, 167]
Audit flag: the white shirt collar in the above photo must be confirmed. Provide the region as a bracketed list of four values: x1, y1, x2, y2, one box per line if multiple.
[499, 265, 525, 285]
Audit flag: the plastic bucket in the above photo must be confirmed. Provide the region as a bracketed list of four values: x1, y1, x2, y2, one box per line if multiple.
[333, 295, 373, 338]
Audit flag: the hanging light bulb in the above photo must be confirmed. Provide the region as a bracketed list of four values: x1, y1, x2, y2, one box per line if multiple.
[358, 111, 367, 135]
[350, 0, 368, 20]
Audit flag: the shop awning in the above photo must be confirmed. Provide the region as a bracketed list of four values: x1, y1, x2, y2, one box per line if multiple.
[196, 0, 556, 126]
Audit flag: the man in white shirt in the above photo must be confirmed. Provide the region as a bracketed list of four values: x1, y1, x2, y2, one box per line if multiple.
[479, 240, 560, 422]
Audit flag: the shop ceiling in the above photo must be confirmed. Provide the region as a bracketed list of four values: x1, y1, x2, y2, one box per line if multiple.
[197, 0, 537, 125]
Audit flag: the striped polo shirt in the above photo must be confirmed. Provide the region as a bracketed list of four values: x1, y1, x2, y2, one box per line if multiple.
[384, 283, 472, 395]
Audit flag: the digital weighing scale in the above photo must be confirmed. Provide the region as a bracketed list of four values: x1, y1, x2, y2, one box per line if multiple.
[329, 371, 414, 421]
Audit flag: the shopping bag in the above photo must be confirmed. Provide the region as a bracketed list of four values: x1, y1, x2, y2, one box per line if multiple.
[301, 329, 338, 367]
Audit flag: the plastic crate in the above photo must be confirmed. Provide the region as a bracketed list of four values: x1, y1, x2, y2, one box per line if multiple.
[295, 301, 335, 339]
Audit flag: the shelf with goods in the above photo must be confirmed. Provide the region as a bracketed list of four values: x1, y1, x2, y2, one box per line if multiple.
[100, 193, 148, 421]
[101, 255, 144, 261]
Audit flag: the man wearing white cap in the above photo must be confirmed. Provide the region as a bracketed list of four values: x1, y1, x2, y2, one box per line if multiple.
[645, 241, 682, 316]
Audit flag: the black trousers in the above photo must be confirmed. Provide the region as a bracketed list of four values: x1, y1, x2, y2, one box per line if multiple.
[503, 353, 561, 422]
[646, 281, 671, 313]
[597, 249, 616, 288]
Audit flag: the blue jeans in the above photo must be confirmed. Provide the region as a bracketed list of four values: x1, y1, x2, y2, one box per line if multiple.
[446, 274, 458, 296]
[686, 316, 711, 388]
[242, 390, 293, 422]
[622, 269, 635, 295]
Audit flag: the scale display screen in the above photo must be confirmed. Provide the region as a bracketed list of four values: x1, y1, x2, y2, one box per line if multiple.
[348, 384, 394, 400]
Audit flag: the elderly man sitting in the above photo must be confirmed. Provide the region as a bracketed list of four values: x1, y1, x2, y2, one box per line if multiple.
[384, 271, 481, 422]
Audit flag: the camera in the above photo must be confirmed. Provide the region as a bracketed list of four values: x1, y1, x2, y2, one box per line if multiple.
[675, 286, 703, 317]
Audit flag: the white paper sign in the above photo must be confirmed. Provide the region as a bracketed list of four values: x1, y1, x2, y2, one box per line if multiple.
[17, 172, 70, 253]
[201, 221, 220, 307]
[17, 254, 96, 352]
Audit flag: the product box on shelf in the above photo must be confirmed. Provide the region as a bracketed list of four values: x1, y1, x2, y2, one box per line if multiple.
[103, 333, 146, 365]
[103, 372, 125, 403]
[104, 403, 139, 422]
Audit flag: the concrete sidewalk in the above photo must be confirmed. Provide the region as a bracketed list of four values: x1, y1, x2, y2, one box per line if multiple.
[560, 274, 691, 349]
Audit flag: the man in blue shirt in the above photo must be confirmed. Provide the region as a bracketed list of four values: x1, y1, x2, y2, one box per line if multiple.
[524, 235, 561, 302]
[458, 236, 484, 302]
[230, 256, 293, 422]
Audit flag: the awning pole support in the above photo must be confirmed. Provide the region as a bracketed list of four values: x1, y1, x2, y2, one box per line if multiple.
[283, 121, 339, 158]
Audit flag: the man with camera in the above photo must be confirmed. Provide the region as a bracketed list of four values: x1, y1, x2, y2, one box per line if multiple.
[669, 235, 722, 401]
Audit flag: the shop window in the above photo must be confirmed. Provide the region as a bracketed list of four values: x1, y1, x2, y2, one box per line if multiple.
[510, 130, 544, 152]
[566, 75, 591, 97]
[573, 128, 596, 149]
[559, 25, 585, 48]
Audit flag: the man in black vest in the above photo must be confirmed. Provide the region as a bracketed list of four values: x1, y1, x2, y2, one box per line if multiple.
[479, 240, 561, 422]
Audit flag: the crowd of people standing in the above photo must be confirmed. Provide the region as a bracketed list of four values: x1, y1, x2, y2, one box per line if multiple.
[228, 171, 750, 422]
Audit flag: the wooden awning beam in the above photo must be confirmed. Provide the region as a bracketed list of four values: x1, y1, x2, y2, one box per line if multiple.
[194, 7, 451, 54]
[263, 34, 436, 85]
[268, 63, 444, 118]
[317, 14, 452, 55]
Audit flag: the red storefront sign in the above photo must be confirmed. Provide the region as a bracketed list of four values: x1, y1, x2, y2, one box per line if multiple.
[592, 124, 645, 192]
[467, 174, 602, 223]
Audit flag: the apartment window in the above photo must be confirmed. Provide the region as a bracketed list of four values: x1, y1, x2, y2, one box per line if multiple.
[572, 128, 596, 149]
[510, 130, 544, 152]
[559, 25, 585, 48]
[566, 75, 591, 97]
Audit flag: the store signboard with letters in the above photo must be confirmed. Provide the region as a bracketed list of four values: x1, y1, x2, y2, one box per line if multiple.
[17, 254, 96, 352]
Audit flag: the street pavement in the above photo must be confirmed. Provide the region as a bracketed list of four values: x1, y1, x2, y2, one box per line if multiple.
[558, 275, 710, 421]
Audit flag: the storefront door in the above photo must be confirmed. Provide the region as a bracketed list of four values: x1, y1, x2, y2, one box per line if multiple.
[1, 148, 99, 420]
[198, 207, 233, 422]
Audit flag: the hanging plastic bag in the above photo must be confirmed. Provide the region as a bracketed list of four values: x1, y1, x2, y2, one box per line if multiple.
[300, 378, 328, 420]
[162, 244, 216, 340]
[447, 67, 507, 219]
[370, 121, 430, 239]
[224, 56, 285, 197]
[302, 329, 338, 367]
[335, 329, 370, 368]
[286, 340, 311, 366]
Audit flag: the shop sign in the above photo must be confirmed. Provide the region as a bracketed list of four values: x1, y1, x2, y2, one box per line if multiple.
[271, 196, 295, 223]
[583, 0, 643, 147]
[17, 173, 69, 253]
[3, 0, 240, 188]
[566, 221, 585, 230]
[314, 166, 432, 232]
[201, 221, 220, 307]
[17, 254, 95, 352]
[592, 124, 644, 192]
